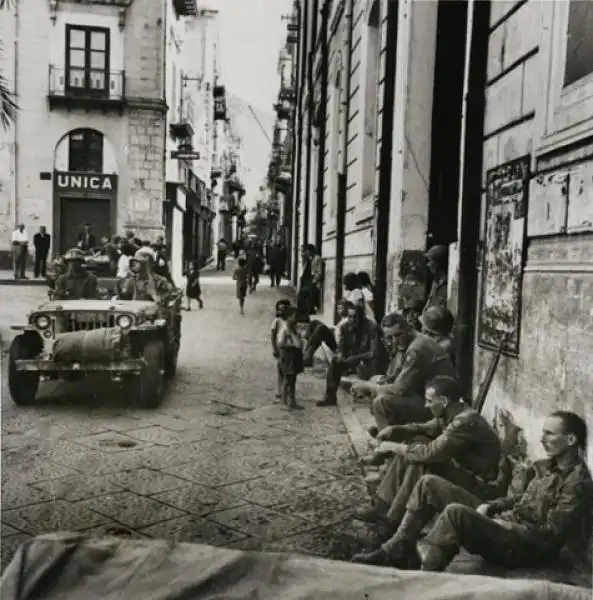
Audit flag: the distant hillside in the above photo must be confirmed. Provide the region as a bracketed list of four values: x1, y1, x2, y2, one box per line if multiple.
[226, 92, 275, 210]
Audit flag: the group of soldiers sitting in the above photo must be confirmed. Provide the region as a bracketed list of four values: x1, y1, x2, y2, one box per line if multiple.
[52, 246, 177, 303]
[298, 245, 592, 577]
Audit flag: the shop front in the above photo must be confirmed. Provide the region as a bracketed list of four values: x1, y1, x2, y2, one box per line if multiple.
[53, 171, 117, 254]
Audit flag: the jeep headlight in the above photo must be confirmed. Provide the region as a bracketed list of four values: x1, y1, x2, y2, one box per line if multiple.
[32, 314, 51, 330]
[116, 314, 133, 329]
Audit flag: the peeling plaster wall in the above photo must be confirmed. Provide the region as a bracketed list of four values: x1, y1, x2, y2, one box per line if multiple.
[465, 0, 593, 462]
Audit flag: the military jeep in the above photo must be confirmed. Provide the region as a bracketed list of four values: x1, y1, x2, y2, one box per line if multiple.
[8, 294, 182, 408]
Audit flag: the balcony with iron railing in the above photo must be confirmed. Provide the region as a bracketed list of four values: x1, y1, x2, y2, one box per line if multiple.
[48, 65, 125, 112]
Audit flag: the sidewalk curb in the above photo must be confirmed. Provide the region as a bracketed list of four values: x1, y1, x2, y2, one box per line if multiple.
[0, 279, 46, 287]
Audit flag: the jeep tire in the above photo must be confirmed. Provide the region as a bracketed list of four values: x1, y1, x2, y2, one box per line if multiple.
[138, 340, 165, 408]
[9, 335, 40, 406]
[164, 338, 179, 378]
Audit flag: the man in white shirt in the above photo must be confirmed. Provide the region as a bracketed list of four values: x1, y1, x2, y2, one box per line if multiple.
[11, 224, 29, 280]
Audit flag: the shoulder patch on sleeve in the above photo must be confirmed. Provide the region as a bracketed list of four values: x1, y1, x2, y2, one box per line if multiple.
[402, 349, 418, 369]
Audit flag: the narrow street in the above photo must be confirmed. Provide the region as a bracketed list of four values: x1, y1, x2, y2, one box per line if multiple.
[0, 270, 378, 572]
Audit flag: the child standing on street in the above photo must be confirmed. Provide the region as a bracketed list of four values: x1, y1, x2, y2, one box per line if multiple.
[184, 262, 203, 310]
[233, 257, 249, 315]
[271, 298, 292, 398]
[277, 305, 304, 410]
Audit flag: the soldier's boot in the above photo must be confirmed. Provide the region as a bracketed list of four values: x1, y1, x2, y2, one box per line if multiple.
[317, 388, 338, 407]
[353, 507, 431, 569]
[352, 497, 391, 525]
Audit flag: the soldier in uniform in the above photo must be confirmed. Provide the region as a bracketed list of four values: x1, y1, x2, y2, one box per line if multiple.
[317, 299, 381, 407]
[351, 314, 455, 431]
[353, 411, 592, 572]
[118, 251, 174, 302]
[420, 305, 455, 363]
[423, 245, 448, 314]
[352, 376, 510, 551]
[53, 248, 98, 300]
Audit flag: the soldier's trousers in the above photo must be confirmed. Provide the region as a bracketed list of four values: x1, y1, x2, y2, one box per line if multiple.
[371, 393, 432, 431]
[381, 475, 550, 571]
[376, 449, 507, 527]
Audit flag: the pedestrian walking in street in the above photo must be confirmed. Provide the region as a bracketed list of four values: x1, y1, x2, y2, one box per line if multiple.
[271, 298, 292, 398]
[233, 257, 249, 315]
[11, 223, 29, 280]
[277, 305, 305, 410]
[33, 225, 51, 279]
[217, 238, 229, 271]
[184, 262, 203, 310]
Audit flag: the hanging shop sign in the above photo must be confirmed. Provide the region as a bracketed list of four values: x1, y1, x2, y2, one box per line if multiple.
[213, 85, 227, 121]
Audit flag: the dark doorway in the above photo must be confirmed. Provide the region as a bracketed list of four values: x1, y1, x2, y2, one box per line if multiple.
[60, 197, 111, 252]
[426, 0, 468, 249]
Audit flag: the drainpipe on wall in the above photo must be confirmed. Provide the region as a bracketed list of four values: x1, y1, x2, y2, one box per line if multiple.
[455, 0, 491, 397]
[314, 1, 329, 252]
[334, 0, 353, 324]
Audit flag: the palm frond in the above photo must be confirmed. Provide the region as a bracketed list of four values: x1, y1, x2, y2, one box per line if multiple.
[0, 71, 17, 130]
[0, 36, 18, 129]
[0, 0, 16, 9]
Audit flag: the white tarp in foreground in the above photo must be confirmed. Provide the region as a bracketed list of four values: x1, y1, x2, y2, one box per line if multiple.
[1, 532, 590, 600]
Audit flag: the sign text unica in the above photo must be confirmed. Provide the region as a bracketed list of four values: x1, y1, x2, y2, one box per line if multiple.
[54, 171, 117, 193]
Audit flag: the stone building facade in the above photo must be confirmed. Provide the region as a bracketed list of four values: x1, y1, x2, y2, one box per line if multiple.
[290, 0, 593, 459]
[0, 0, 173, 265]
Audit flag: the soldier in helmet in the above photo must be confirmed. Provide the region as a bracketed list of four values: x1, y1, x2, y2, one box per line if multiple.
[420, 305, 455, 363]
[423, 245, 448, 314]
[53, 248, 98, 300]
[118, 251, 174, 302]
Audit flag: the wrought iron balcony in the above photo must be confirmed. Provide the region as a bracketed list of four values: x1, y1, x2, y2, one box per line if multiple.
[172, 0, 197, 17]
[48, 65, 125, 112]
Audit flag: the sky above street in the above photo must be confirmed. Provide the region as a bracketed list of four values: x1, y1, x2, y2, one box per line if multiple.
[209, 0, 294, 113]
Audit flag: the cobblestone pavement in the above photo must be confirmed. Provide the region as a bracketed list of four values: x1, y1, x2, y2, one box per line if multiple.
[1, 272, 381, 572]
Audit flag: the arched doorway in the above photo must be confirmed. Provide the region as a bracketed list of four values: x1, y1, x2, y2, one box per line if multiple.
[53, 128, 118, 253]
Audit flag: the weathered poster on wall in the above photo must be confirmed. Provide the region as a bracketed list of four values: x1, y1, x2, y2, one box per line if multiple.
[527, 170, 568, 236]
[478, 155, 530, 357]
[566, 160, 593, 233]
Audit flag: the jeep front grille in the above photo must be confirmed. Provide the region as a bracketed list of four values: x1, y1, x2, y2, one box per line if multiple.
[63, 312, 118, 332]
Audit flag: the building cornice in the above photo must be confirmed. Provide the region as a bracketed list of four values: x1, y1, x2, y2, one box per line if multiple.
[49, 0, 134, 28]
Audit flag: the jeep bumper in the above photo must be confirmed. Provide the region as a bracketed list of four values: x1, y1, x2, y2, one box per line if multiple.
[14, 359, 147, 373]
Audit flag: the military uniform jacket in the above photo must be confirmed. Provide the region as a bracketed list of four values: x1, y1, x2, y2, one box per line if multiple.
[119, 273, 172, 301]
[53, 271, 98, 300]
[384, 332, 455, 399]
[487, 457, 593, 557]
[391, 402, 502, 480]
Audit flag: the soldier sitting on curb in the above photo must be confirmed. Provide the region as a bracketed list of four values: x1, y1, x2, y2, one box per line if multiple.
[352, 410, 593, 575]
[352, 376, 511, 530]
[350, 314, 455, 435]
[53, 248, 98, 300]
[419, 305, 456, 364]
[317, 299, 381, 407]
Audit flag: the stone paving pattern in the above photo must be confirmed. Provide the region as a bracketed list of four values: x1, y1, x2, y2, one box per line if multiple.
[0, 271, 382, 572]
